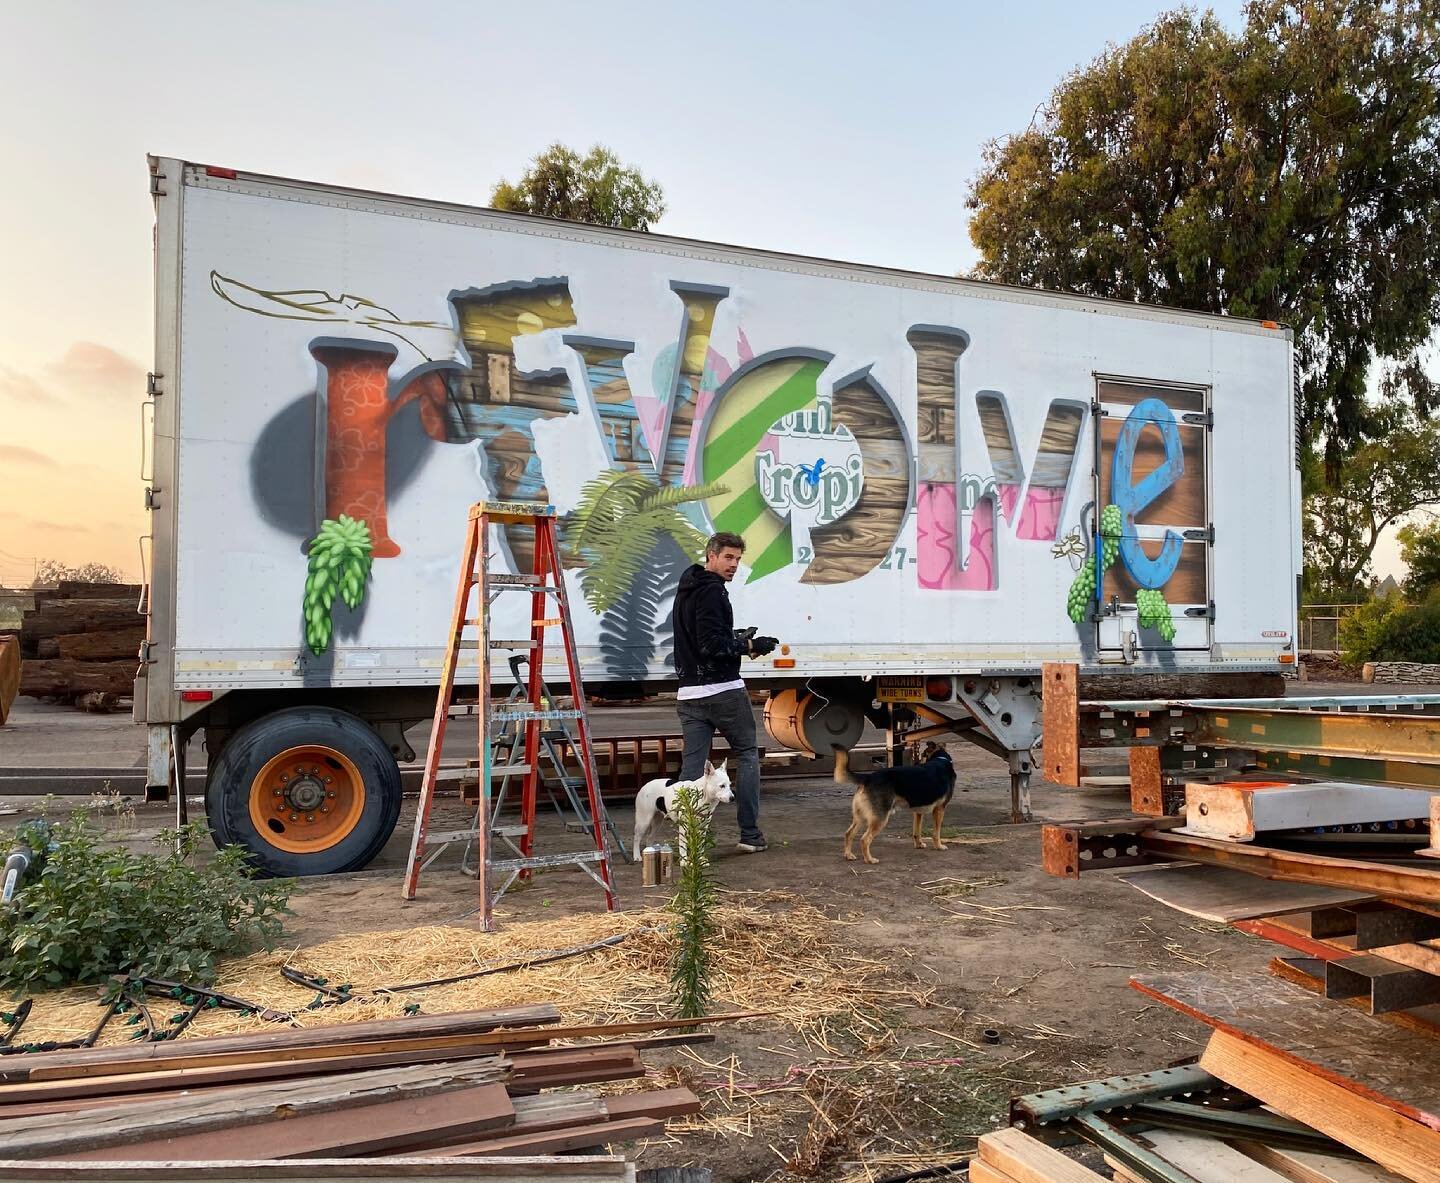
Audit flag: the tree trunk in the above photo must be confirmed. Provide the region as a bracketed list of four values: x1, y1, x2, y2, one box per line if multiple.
[20, 660, 136, 699]
[22, 600, 144, 641]
[50, 627, 146, 661]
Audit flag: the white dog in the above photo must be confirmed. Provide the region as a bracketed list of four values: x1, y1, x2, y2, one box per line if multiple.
[633, 761, 733, 863]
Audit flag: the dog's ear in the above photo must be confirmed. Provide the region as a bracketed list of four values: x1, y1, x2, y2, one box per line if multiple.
[703, 760, 714, 777]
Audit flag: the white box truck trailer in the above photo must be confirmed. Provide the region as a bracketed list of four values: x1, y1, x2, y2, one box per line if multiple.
[138, 157, 1300, 875]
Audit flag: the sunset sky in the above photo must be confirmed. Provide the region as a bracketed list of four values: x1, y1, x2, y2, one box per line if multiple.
[0, 0, 1410, 588]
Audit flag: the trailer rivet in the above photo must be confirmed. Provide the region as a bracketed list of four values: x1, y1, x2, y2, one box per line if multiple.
[289, 814, 299, 821]
[280, 774, 288, 782]
[306, 814, 315, 822]
[273, 789, 282, 797]
[327, 792, 335, 799]
[324, 776, 333, 784]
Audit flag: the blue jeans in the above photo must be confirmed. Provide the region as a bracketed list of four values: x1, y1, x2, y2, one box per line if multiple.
[677, 688, 763, 844]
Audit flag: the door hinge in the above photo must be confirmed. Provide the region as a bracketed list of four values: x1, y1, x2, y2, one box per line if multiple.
[139, 640, 156, 664]
[1183, 600, 1217, 620]
[144, 487, 162, 510]
[149, 171, 167, 198]
[147, 372, 164, 397]
[1181, 410, 1213, 428]
[1183, 525, 1216, 545]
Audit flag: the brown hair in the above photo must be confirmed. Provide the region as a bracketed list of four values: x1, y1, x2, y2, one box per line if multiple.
[706, 531, 746, 556]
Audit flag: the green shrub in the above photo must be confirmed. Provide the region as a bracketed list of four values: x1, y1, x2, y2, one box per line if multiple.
[1370, 594, 1440, 664]
[1341, 591, 1440, 666]
[0, 817, 291, 992]
[1339, 593, 1405, 666]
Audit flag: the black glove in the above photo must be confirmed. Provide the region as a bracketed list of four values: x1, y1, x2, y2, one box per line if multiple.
[749, 635, 779, 657]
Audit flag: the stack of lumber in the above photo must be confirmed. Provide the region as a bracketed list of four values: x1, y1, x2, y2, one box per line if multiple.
[0, 1003, 714, 1175]
[5, 581, 143, 709]
[1009, 777, 1440, 1181]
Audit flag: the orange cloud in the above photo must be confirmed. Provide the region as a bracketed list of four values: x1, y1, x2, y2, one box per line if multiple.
[0, 444, 57, 467]
[0, 342, 144, 406]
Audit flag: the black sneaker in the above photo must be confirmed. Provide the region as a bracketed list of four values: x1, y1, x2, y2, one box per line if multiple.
[735, 838, 768, 854]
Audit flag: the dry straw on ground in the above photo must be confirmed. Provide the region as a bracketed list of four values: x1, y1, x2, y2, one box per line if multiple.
[10, 889, 888, 1047]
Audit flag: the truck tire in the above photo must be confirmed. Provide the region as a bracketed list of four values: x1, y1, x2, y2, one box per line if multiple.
[205, 706, 402, 877]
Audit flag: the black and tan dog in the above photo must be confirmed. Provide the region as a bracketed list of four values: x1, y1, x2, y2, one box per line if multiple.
[834, 742, 956, 864]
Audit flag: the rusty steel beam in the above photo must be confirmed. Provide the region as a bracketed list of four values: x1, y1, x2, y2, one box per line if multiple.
[1075, 696, 1440, 796]
[1042, 661, 1081, 786]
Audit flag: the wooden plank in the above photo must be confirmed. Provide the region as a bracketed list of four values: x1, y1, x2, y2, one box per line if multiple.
[1043, 662, 1081, 786]
[392, 1092, 604, 1154]
[0, 1059, 508, 1159]
[1137, 1129, 1292, 1182]
[0, 1159, 634, 1181]
[967, 1161, 1017, 1183]
[1266, 955, 1440, 1040]
[0, 1006, 559, 1084]
[68, 1082, 517, 1161]
[1119, 865, 1372, 923]
[0, 636, 19, 724]
[1138, 831, 1440, 907]
[1201, 1029, 1440, 1183]
[1232, 1140, 1409, 1183]
[1131, 972, 1440, 1133]
[0, 1041, 535, 1105]
[1130, 746, 1164, 815]
[978, 1127, 1109, 1183]
[601, 1088, 703, 1122]
[430, 1116, 665, 1157]
[1183, 782, 1436, 842]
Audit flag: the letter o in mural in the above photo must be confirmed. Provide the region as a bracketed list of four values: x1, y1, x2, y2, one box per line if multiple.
[696, 350, 913, 585]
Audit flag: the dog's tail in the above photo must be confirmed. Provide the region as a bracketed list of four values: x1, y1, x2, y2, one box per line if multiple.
[832, 744, 860, 787]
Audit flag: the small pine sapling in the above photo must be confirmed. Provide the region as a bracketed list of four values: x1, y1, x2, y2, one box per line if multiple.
[668, 782, 719, 1021]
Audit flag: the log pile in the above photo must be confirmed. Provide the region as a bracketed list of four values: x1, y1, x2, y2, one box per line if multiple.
[989, 777, 1440, 1181]
[5, 582, 143, 710]
[0, 1002, 717, 1177]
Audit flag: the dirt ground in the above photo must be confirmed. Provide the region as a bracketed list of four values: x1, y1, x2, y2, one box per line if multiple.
[3, 726, 1278, 1182]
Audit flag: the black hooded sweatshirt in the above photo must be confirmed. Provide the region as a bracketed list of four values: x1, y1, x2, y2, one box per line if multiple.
[672, 564, 749, 688]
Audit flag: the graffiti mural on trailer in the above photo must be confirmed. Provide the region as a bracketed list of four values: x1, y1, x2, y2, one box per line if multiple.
[214, 272, 1192, 662]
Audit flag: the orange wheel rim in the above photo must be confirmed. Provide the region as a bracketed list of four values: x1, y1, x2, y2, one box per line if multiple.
[247, 745, 365, 854]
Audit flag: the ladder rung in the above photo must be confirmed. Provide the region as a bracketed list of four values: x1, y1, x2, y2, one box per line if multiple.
[490, 763, 533, 776]
[491, 574, 544, 586]
[493, 824, 530, 838]
[489, 639, 538, 649]
[423, 829, 480, 844]
[491, 851, 607, 871]
[492, 708, 583, 723]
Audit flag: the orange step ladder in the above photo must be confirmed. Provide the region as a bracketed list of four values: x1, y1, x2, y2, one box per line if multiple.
[401, 500, 617, 930]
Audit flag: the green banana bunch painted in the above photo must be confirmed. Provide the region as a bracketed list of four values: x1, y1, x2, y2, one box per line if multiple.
[302, 516, 373, 655]
[1066, 503, 1123, 624]
[1136, 587, 1177, 642]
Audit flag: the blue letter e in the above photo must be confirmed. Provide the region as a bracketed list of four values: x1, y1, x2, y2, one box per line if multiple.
[1111, 398, 1184, 589]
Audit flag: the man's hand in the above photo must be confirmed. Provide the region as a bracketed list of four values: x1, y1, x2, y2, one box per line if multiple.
[748, 635, 779, 657]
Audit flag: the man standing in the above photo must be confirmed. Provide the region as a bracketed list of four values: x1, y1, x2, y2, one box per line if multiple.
[672, 532, 778, 853]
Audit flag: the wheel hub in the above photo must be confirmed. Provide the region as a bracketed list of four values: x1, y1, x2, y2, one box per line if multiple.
[285, 775, 327, 813]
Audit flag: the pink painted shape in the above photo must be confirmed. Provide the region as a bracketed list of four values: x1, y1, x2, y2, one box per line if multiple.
[996, 483, 1021, 524]
[735, 326, 754, 364]
[916, 483, 995, 591]
[1017, 486, 1066, 540]
[633, 394, 666, 467]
